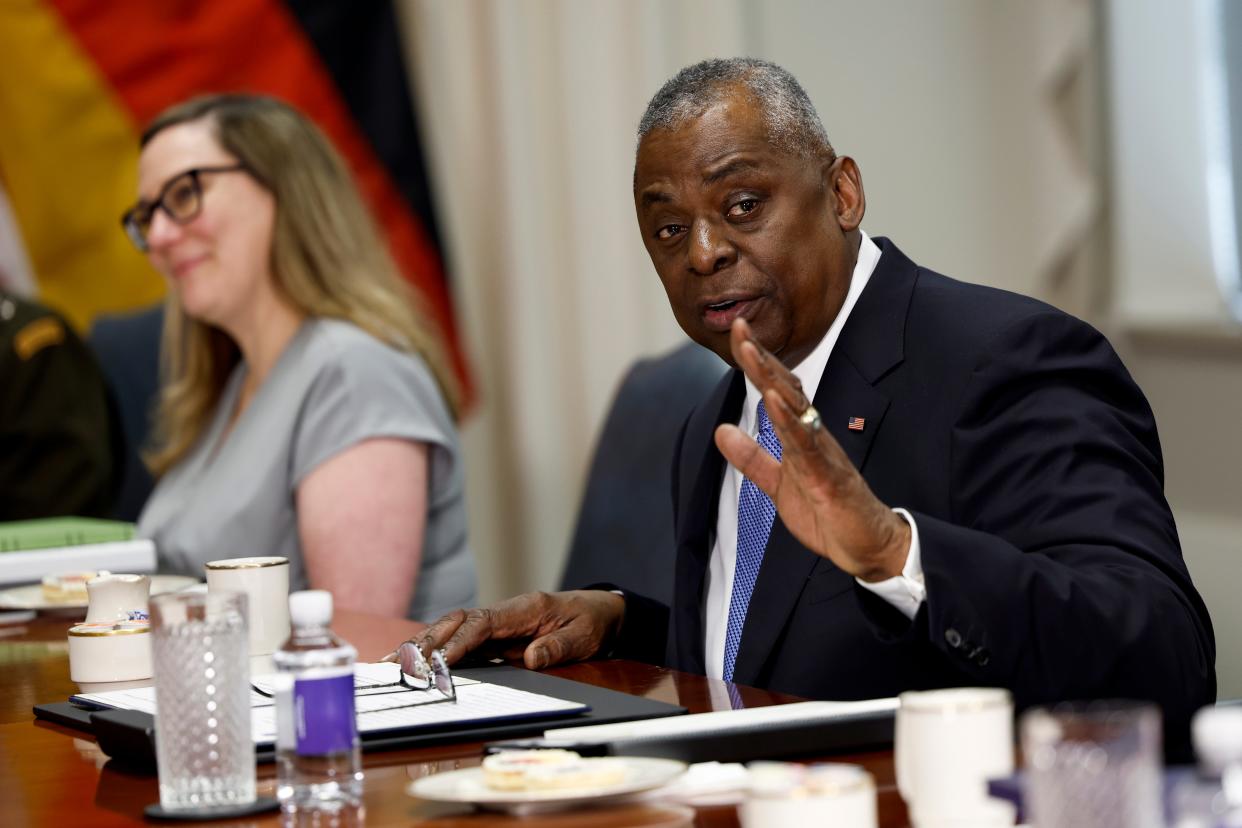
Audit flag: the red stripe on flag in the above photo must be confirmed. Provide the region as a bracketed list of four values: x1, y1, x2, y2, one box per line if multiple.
[48, 0, 472, 403]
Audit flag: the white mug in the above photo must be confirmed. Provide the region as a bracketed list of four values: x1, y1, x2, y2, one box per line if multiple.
[205, 556, 290, 656]
[742, 762, 878, 828]
[895, 687, 1016, 828]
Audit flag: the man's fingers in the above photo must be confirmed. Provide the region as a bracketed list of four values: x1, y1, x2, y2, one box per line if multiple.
[415, 593, 549, 665]
[764, 389, 847, 468]
[525, 619, 603, 670]
[524, 634, 567, 670]
[715, 423, 782, 495]
[393, 591, 620, 673]
[424, 594, 565, 665]
[730, 319, 811, 413]
[763, 388, 857, 503]
[522, 592, 622, 669]
[414, 608, 467, 654]
[421, 607, 501, 666]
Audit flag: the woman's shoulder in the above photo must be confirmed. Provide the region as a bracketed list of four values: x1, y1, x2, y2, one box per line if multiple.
[295, 318, 448, 417]
[300, 318, 430, 375]
[286, 317, 460, 487]
[304, 317, 399, 355]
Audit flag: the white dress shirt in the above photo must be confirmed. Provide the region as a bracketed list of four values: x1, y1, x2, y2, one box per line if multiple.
[703, 231, 927, 680]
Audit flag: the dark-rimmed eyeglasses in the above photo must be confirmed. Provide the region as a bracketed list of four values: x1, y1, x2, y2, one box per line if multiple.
[120, 164, 248, 252]
[251, 647, 457, 713]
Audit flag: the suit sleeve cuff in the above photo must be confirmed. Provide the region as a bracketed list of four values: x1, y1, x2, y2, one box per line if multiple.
[585, 583, 670, 665]
[854, 507, 926, 620]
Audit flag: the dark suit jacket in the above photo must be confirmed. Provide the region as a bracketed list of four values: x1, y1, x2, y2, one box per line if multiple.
[616, 238, 1215, 755]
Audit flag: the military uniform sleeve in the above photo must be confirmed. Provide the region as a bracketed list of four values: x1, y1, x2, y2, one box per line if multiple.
[0, 305, 118, 519]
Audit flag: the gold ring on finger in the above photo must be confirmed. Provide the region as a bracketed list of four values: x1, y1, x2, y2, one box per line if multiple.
[799, 404, 823, 431]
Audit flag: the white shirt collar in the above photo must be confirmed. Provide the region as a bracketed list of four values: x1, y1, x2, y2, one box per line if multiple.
[739, 230, 881, 435]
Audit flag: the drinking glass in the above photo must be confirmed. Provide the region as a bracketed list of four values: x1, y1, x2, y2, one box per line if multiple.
[150, 590, 255, 811]
[1021, 701, 1162, 828]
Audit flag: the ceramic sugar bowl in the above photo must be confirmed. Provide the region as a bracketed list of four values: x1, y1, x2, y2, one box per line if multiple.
[68, 621, 153, 683]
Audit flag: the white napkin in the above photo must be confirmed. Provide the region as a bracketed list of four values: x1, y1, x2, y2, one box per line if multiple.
[632, 761, 752, 806]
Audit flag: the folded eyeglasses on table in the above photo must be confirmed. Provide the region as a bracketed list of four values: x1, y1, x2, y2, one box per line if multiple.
[251, 647, 456, 712]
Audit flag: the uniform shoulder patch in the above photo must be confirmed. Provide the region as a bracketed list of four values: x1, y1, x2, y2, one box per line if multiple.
[14, 316, 66, 360]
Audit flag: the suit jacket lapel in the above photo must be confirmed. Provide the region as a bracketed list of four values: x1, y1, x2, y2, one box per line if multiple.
[730, 237, 918, 687]
[671, 369, 745, 675]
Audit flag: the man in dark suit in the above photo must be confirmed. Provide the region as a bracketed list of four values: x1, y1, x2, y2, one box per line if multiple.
[401, 58, 1214, 750]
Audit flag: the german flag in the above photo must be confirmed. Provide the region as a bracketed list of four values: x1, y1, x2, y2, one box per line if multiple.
[0, 0, 471, 402]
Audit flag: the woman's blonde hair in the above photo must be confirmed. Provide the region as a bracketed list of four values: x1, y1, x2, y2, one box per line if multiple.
[143, 93, 460, 476]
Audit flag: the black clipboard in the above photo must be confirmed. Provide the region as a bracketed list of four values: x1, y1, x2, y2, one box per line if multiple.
[33, 664, 687, 768]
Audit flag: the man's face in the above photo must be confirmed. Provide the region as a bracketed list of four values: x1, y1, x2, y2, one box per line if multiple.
[634, 89, 863, 368]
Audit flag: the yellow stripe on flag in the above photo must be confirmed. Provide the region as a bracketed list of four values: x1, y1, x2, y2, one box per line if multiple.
[0, 0, 164, 331]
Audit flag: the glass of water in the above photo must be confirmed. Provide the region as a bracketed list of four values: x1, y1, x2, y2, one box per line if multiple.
[1021, 701, 1163, 828]
[150, 590, 255, 811]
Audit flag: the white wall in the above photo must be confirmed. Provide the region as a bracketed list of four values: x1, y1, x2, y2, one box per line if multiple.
[750, 1, 1038, 295]
[1106, 0, 1234, 325]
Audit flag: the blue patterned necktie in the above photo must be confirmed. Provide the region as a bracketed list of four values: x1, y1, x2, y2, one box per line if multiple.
[723, 399, 782, 682]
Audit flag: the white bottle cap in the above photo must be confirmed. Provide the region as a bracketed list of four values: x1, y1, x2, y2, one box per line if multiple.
[1193, 705, 1242, 774]
[288, 590, 333, 628]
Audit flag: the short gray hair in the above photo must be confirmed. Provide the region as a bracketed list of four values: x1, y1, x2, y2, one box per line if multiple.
[637, 58, 832, 157]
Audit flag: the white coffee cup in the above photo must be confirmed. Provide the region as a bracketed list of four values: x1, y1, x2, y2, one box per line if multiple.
[742, 762, 878, 828]
[205, 556, 290, 656]
[896, 687, 1016, 828]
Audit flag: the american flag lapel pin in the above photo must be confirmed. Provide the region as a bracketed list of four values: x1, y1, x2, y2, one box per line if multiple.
[847, 416, 866, 432]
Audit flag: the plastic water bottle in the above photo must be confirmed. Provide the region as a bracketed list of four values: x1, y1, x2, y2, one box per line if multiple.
[272, 590, 363, 819]
[1172, 706, 1242, 828]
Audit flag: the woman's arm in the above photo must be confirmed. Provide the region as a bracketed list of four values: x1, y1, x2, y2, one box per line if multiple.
[296, 437, 429, 618]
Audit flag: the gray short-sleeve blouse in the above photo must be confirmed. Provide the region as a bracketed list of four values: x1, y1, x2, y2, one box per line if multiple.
[137, 318, 476, 621]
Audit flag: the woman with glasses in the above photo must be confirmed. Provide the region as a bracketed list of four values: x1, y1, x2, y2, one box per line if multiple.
[128, 94, 476, 622]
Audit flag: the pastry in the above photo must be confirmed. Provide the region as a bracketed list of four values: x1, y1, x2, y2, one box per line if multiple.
[481, 749, 581, 790]
[524, 757, 627, 791]
[40, 571, 104, 603]
[481, 749, 628, 792]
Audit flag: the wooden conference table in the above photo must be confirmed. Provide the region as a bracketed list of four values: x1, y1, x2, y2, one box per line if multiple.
[0, 609, 909, 827]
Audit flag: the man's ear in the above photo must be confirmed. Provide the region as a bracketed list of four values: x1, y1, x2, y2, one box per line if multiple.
[827, 155, 865, 232]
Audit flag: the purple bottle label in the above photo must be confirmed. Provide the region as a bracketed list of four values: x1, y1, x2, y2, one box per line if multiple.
[292, 672, 357, 755]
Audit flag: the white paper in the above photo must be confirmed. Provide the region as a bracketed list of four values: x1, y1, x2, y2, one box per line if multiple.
[543, 698, 898, 744]
[73, 662, 588, 745]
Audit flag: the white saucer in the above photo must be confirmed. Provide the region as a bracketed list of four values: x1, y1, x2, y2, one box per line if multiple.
[0, 575, 199, 612]
[408, 757, 687, 814]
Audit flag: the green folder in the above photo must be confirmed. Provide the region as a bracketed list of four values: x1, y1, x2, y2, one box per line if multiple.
[0, 518, 136, 553]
